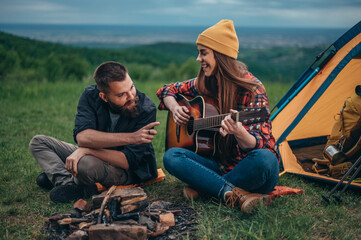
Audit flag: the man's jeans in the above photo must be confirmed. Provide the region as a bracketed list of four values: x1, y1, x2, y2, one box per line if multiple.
[29, 135, 133, 188]
[163, 147, 279, 199]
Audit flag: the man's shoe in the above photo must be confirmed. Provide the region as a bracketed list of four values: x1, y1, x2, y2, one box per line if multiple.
[36, 173, 53, 190]
[225, 187, 271, 214]
[183, 186, 199, 201]
[49, 182, 84, 203]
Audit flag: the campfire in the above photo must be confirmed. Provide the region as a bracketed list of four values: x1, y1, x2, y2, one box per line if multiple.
[44, 186, 197, 239]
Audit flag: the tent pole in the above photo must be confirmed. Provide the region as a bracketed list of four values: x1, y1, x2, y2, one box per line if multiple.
[270, 49, 336, 121]
[321, 155, 361, 204]
[270, 68, 319, 121]
[333, 157, 361, 202]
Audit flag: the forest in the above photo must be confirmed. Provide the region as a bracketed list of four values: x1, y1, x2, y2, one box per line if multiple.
[0, 31, 325, 84]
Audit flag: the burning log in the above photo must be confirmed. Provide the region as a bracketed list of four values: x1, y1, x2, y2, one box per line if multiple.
[120, 200, 148, 214]
[66, 230, 88, 240]
[92, 187, 146, 208]
[79, 221, 96, 230]
[121, 195, 147, 205]
[88, 224, 147, 240]
[74, 199, 92, 213]
[44, 187, 198, 239]
[58, 218, 92, 225]
[97, 185, 117, 224]
[159, 212, 175, 227]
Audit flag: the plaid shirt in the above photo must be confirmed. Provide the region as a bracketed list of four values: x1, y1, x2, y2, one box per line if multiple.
[156, 72, 280, 173]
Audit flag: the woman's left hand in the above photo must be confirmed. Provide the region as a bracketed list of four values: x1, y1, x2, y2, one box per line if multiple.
[220, 109, 244, 137]
[220, 109, 257, 150]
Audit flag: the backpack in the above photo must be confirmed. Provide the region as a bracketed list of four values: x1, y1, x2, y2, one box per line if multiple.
[323, 86, 361, 165]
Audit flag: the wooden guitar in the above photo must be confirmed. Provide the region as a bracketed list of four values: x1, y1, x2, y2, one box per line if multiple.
[165, 94, 269, 156]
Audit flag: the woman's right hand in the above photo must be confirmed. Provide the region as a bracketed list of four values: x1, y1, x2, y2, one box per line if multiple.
[171, 105, 190, 125]
[163, 96, 190, 125]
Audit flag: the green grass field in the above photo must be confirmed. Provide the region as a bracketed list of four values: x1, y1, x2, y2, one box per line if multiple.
[1, 78, 361, 240]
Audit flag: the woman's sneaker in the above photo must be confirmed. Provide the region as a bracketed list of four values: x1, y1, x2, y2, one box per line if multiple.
[241, 194, 271, 214]
[225, 187, 271, 214]
[183, 186, 199, 201]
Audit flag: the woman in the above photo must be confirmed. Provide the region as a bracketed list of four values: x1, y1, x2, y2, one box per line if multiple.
[156, 20, 280, 214]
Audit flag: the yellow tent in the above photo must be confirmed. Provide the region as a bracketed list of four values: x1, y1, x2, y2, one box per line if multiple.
[271, 20, 361, 190]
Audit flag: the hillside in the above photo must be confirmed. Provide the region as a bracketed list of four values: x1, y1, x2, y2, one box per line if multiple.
[0, 31, 325, 83]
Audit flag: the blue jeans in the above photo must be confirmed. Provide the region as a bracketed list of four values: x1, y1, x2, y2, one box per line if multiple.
[163, 147, 279, 199]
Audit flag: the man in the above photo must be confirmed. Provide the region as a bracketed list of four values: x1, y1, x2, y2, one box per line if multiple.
[29, 61, 160, 203]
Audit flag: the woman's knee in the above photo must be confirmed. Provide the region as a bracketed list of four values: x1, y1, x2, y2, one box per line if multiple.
[249, 149, 279, 169]
[163, 147, 185, 172]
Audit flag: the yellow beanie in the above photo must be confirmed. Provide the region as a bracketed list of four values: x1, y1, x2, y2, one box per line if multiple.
[196, 20, 239, 59]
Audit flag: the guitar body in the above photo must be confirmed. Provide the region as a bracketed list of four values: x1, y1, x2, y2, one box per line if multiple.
[165, 95, 219, 156]
[165, 94, 268, 157]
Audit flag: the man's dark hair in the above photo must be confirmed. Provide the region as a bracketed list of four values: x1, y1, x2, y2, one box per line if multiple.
[93, 61, 128, 93]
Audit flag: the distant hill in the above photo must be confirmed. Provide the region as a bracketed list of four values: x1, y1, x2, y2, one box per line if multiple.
[0, 31, 325, 83]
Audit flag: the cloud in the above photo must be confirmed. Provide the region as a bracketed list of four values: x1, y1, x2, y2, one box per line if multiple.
[0, 0, 359, 27]
[138, 7, 189, 15]
[1, 0, 66, 12]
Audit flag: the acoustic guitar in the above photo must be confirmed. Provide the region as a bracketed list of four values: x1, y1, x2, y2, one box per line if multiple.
[165, 94, 269, 156]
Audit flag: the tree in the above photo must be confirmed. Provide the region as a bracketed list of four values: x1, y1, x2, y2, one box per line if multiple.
[60, 54, 90, 81]
[42, 53, 62, 82]
[0, 45, 19, 77]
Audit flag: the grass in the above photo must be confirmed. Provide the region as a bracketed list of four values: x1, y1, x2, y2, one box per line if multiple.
[1, 78, 361, 240]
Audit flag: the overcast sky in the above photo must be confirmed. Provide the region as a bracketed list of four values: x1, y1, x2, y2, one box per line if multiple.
[0, 0, 360, 28]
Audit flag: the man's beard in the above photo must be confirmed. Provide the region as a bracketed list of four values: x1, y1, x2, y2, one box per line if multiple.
[108, 96, 139, 118]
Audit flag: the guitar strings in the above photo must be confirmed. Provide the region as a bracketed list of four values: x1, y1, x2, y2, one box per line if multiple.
[192, 108, 263, 131]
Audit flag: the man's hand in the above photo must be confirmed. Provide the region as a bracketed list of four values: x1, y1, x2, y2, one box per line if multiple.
[65, 148, 88, 176]
[130, 122, 160, 145]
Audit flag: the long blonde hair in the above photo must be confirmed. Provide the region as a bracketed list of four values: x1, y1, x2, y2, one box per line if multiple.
[195, 51, 259, 166]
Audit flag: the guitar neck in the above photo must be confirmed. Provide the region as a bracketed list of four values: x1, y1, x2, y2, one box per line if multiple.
[192, 107, 267, 131]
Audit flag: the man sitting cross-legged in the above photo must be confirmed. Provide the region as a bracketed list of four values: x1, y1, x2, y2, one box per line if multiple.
[29, 61, 160, 203]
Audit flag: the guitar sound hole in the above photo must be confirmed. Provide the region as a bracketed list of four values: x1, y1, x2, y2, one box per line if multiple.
[187, 118, 194, 135]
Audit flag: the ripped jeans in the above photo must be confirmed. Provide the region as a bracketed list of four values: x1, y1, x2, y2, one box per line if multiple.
[163, 147, 279, 199]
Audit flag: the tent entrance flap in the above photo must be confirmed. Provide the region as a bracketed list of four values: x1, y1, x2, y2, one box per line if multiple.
[288, 138, 326, 174]
[280, 139, 361, 191]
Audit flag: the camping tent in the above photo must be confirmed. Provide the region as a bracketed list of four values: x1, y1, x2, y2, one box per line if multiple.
[271, 20, 361, 190]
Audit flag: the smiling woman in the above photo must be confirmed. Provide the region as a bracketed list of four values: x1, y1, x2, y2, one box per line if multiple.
[196, 45, 216, 77]
[156, 19, 280, 214]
